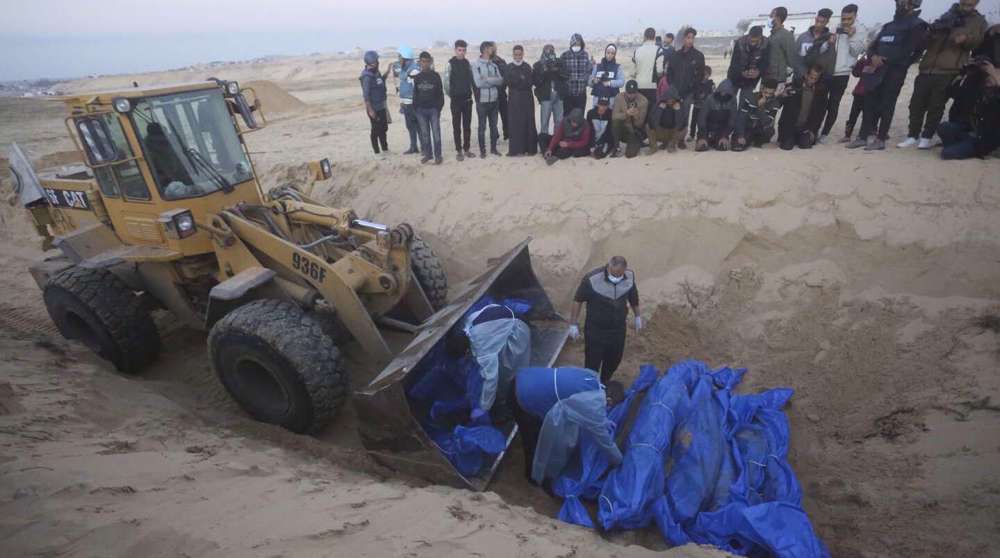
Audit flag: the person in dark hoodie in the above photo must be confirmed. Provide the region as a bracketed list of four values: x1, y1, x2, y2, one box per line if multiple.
[696, 79, 738, 151]
[847, 0, 929, 151]
[648, 86, 684, 154]
[587, 97, 616, 159]
[545, 109, 593, 164]
[688, 66, 716, 140]
[504, 45, 538, 157]
[778, 64, 829, 150]
[359, 50, 390, 156]
[561, 34, 592, 114]
[937, 58, 1000, 159]
[443, 40, 476, 161]
[413, 52, 445, 164]
[534, 45, 570, 136]
[734, 78, 782, 150]
[729, 26, 770, 104]
[667, 27, 706, 149]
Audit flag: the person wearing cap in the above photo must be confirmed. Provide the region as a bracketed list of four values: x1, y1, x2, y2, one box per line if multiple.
[631, 28, 662, 109]
[544, 109, 593, 164]
[398, 46, 423, 155]
[568, 256, 641, 384]
[413, 51, 445, 164]
[728, 26, 770, 118]
[561, 34, 593, 114]
[533, 45, 569, 135]
[667, 27, 706, 149]
[590, 44, 625, 109]
[504, 45, 538, 157]
[587, 97, 616, 159]
[443, 39, 477, 161]
[473, 41, 505, 158]
[359, 51, 391, 155]
[612, 80, 650, 158]
[819, 4, 867, 143]
[765, 7, 805, 83]
[847, 0, 929, 151]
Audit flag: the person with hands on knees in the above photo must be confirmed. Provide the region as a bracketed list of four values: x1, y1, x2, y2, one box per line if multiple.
[568, 256, 641, 383]
[508, 366, 623, 486]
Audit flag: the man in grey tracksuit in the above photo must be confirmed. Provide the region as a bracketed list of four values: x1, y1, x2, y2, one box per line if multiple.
[473, 41, 505, 158]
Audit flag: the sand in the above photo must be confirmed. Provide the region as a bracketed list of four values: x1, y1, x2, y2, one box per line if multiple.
[1, 44, 999, 558]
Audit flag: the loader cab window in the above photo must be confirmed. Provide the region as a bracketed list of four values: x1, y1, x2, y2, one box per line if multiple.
[130, 90, 253, 200]
[89, 113, 151, 201]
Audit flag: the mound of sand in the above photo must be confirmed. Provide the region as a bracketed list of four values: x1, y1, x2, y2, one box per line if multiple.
[244, 80, 307, 115]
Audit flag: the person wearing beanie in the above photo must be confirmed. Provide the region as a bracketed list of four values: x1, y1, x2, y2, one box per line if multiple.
[612, 80, 650, 158]
[590, 44, 625, 108]
[398, 46, 423, 155]
[847, 0, 929, 151]
[443, 39, 477, 161]
[587, 97, 616, 158]
[560, 33, 592, 114]
[504, 45, 539, 156]
[359, 50, 390, 155]
[473, 41, 505, 157]
[533, 44, 569, 135]
[413, 51, 445, 164]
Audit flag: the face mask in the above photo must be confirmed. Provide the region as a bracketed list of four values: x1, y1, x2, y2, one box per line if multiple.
[608, 274, 624, 284]
[769, 19, 776, 29]
[571, 45, 582, 53]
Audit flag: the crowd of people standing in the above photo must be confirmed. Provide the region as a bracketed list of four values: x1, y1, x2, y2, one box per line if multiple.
[359, 0, 1000, 165]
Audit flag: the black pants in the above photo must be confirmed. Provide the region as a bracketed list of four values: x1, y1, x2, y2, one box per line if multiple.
[908, 73, 953, 139]
[498, 88, 510, 140]
[859, 65, 909, 141]
[584, 329, 626, 383]
[563, 93, 587, 114]
[476, 101, 500, 153]
[450, 96, 473, 153]
[689, 106, 702, 138]
[749, 124, 775, 147]
[368, 109, 389, 153]
[845, 93, 864, 137]
[821, 75, 850, 137]
[509, 376, 542, 481]
[554, 145, 591, 159]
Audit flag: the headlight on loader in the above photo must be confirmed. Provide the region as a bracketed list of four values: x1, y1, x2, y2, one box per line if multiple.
[158, 209, 197, 239]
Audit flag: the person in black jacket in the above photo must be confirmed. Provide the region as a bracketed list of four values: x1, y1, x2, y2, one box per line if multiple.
[443, 40, 476, 161]
[492, 52, 510, 141]
[696, 79, 738, 151]
[587, 97, 616, 158]
[728, 26, 770, 109]
[734, 78, 782, 150]
[688, 66, 715, 140]
[533, 45, 570, 137]
[938, 58, 1000, 159]
[667, 27, 706, 148]
[413, 52, 445, 164]
[778, 65, 830, 149]
[847, 0, 929, 151]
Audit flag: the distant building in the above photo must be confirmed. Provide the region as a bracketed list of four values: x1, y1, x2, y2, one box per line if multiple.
[745, 12, 842, 37]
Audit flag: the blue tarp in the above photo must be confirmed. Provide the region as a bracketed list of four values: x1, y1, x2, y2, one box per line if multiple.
[405, 296, 533, 477]
[556, 359, 828, 558]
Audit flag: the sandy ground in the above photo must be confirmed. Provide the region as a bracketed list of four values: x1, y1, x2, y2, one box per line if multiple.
[1, 44, 999, 557]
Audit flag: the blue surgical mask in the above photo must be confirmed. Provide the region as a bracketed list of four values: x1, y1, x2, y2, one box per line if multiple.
[608, 274, 624, 284]
[571, 45, 582, 53]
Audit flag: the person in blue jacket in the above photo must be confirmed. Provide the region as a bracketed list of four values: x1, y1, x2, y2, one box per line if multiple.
[590, 44, 625, 108]
[509, 367, 622, 486]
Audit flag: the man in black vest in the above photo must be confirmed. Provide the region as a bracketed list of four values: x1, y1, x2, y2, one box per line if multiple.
[568, 256, 642, 383]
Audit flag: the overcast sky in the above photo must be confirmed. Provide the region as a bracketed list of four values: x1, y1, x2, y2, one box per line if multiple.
[0, 0, 978, 81]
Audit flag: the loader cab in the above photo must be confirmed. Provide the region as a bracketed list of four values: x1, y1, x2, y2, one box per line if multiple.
[66, 81, 265, 256]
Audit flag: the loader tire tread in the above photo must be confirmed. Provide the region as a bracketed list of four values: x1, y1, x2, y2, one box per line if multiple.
[208, 299, 346, 433]
[410, 236, 448, 311]
[43, 266, 160, 374]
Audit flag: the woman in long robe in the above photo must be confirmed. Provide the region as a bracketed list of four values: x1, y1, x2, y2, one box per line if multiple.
[505, 45, 539, 156]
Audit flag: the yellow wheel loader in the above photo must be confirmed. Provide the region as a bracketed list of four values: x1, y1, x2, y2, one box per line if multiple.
[8, 79, 567, 489]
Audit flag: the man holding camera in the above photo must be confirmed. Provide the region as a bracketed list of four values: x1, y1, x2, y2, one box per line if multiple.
[900, 0, 987, 150]
[819, 4, 867, 143]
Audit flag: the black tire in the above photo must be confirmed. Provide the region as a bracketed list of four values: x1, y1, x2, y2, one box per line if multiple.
[43, 266, 160, 374]
[410, 236, 448, 311]
[207, 299, 347, 433]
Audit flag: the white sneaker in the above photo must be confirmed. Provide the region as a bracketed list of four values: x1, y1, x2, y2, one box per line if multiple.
[897, 137, 918, 148]
[817, 135, 829, 145]
[917, 138, 933, 150]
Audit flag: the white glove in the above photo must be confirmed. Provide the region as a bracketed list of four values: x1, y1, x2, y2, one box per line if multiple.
[635, 316, 643, 332]
[568, 324, 581, 341]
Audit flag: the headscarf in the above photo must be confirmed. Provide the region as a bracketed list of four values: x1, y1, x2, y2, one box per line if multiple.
[604, 44, 617, 61]
[562, 108, 586, 140]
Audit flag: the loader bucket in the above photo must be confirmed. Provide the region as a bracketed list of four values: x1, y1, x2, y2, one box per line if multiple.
[354, 239, 567, 490]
